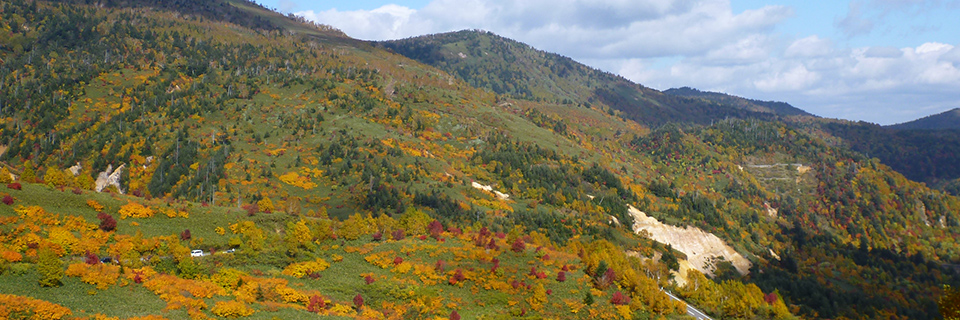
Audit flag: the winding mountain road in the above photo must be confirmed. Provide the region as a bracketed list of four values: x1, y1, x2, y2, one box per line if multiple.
[661, 289, 713, 320]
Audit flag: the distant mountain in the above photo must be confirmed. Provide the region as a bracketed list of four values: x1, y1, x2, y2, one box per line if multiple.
[664, 87, 813, 117]
[887, 108, 960, 130]
[380, 30, 801, 127]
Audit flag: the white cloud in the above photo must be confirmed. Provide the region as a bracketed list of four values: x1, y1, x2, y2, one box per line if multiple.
[298, 0, 792, 59]
[754, 65, 820, 92]
[835, 1, 875, 38]
[297, 0, 960, 125]
[785, 36, 834, 58]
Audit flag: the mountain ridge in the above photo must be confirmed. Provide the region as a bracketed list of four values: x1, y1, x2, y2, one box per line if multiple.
[379, 30, 804, 127]
[887, 107, 960, 130]
[663, 86, 813, 117]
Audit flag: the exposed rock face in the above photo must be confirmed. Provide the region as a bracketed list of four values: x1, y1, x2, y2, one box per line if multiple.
[69, 163, 82, 176]
[471, 181, 510, 200]
[628, 205, 751, 277]
[95, 164, 126, 194]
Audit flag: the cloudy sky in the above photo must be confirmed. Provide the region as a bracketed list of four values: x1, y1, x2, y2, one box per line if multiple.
[256, 0, 960, 125]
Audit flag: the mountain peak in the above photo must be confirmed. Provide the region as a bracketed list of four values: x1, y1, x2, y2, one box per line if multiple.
[887, 107, 960, 130]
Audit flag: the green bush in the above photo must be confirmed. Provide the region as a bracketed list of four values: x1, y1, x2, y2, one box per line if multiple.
[37, 248, 64, 287]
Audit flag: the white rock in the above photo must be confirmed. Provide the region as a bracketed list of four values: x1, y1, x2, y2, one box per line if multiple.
[95, 164, 126, 194]
[628, 205, 751, 277]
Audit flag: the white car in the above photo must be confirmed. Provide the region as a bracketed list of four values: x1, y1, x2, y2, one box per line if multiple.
[190, 249, 204, 257]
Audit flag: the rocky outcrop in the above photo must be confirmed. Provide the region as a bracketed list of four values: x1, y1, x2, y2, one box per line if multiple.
[628, 206, 751, 277]
[95, 164, 126, 194]
[471, 181, 510, 200]
[69, 163, 82, 176]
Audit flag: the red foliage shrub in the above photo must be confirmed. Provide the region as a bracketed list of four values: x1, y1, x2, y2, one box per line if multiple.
[2, 195, 13, 205]
[511, 279, 520, 289]
[478, 227, 491, 238]
[180, 229, 192, 241]
[435, 260, 446, 272]
[495, 232, 506, 239]
[511, 238, 525, 253]
[449, 268, 465, 285]
[84, 251, 99, 265]
[450, 310, 461, 320]
[542, 254, 550, 261]
[308, 295, 326, 312]
[7, 183, 21, 190]
[353, 294, 364, 309]
[547, 289, 552, 295]
[485, 238, 499, 251]
[447, 226, 462, 236]
[529, 267, 538, 276]
[764, 292, 778, 304]
[611, 291, 631, 305]
[557, 271, 566, 282]
[392, 229, 405, 241]
[603, 267, 617, 283]
[561, 265, 570, 272]
[131, 189, 143, 197]
[393, 257, 404, 266]
[133, 272, 143, 284]
[243, 204, 259, 216]
[72, 188, 82, 195]
[365, 275, 375, 284]
[428, 220, 443, 239]
[372, 231, 383, 241]
[97, 212, 117, 232]
[418, 235, 427, 240]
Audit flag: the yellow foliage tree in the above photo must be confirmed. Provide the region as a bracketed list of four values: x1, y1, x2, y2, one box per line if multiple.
[118, 202, 155, 219]
[229, 221, 265, 252]
[399, 207, 431, 235]
[211, 300, 255, 318]
[257, 197, 275, 213]
[282, 258, 330, 278]
[0, 167, 12, 184]
[284, 219, 313, 251]
[527, 283, 548, 311]
[44, 167, 68, 188]
[338, 214, 372, 240]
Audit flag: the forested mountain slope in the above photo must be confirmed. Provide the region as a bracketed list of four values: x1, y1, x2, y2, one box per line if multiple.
[888, 108, 960, 130]
[0, 1, 957, 319]
[380, 30, 802, 127]
[663, 87, 812, 117]
[662, 88, 960, 190]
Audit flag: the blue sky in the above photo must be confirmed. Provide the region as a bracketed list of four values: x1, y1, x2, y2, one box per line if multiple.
[256, 0, 960, 125]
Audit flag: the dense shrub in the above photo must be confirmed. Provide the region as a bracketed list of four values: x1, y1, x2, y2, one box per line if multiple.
[37, 248, 64, 287]
[353, 294, 364, 309]
[97, 213, 117, 232]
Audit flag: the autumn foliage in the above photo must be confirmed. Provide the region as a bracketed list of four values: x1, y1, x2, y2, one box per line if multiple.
[118, 202, 155, 219]
[0, 294, 72, 320]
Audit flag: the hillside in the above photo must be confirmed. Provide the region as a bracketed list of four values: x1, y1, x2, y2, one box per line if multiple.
[663, 87, 812, 117]
[812, 120, 960, 189]
[887, 107, 960, 130]
[0, 1, 959, 320]
[380, 30, 798, 127]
